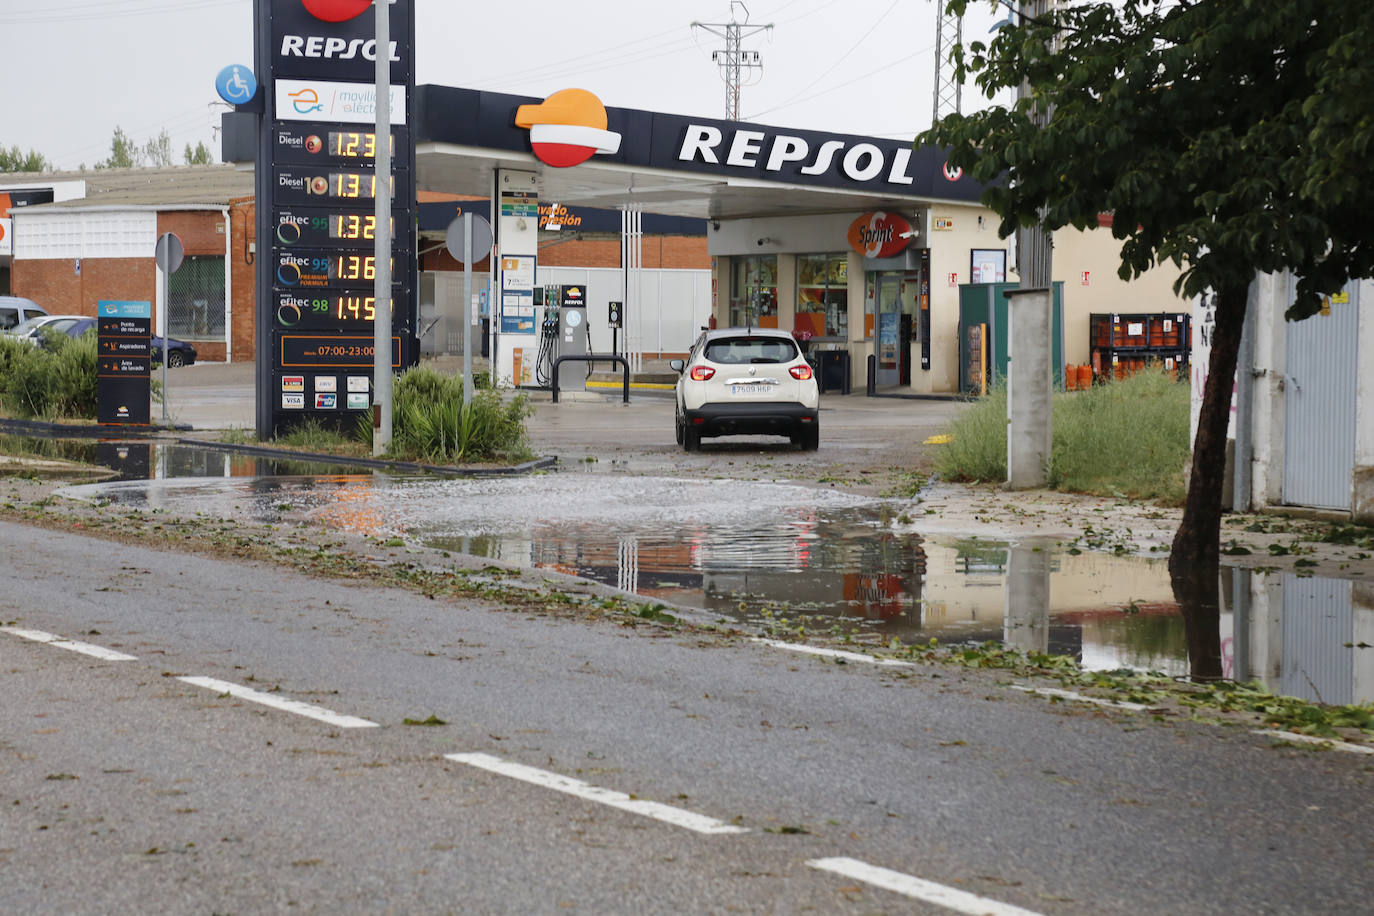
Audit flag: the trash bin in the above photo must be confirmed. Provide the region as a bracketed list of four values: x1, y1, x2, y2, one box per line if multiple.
[817, 349, 851, 395]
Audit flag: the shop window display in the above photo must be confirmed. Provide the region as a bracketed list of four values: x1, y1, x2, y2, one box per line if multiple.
[729, 256, 778, 327]
[796, 253, 848, 339]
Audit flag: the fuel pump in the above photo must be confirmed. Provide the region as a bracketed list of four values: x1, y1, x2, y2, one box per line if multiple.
[556, 284, 589, 390]
[535, 284, 561, 387]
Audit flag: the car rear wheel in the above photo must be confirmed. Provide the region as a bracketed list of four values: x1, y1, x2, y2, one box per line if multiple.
[683, 424, 701, 452]
[167, 350, 186, 368]
[799, 424, 819, 451]
[674, 406, 685, 446]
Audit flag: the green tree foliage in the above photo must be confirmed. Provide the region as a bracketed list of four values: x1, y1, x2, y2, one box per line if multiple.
[0, 145, 51, 173]
[142, 128, 174, 167]
[96, 125, 139, 169]
[184, 141, 214, 165]
[922, 1, 1373, 610]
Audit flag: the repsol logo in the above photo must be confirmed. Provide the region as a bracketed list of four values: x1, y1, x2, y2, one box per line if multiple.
[678, 125, 922, 186]
[280, 35, 400, 62]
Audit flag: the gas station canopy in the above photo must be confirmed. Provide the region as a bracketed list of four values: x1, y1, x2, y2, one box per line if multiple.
[411, 85, 986, 220]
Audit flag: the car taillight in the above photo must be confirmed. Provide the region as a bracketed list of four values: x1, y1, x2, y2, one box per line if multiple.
[789, 365, 813, 380]
[690, 366, 716, 381]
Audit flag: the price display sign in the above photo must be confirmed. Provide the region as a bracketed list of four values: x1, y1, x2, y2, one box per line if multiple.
[256, 0, 416, 436]
[275, 208, 401, 247]
[273, 125, 407, 166]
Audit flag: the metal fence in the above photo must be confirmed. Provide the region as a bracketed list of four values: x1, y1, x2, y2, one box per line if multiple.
[167, 255, 225, 340]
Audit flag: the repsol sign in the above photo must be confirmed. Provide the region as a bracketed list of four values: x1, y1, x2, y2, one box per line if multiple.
[269, 0, 411, 82]
[639, 114, 981, 199]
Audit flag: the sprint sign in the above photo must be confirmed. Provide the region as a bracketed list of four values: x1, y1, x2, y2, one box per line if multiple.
[847, 211, 913, 259]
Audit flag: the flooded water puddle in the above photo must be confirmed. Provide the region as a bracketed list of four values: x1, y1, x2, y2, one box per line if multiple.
[59, 452, 1372, 706]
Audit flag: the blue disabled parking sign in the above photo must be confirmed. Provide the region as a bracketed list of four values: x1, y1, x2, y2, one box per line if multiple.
[215, 64, 258, 106]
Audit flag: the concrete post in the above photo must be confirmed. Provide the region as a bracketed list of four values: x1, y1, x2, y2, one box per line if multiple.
[1354, 279, 1374, 523]
[1004, 543, 1051, 655]
[1005, 287, 1052, 489]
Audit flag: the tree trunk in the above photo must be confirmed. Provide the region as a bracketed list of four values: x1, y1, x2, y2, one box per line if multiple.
[1169, 281, 1248, 681]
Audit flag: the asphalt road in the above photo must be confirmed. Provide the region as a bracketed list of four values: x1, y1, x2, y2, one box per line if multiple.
[2, 518, 1371, 914]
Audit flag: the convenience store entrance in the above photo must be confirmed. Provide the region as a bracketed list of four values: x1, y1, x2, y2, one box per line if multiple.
[874, 274, 903, 387]
[871, 270, 918, 389]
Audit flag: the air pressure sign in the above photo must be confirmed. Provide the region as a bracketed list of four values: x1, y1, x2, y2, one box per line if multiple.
[254, 0, 417, 436]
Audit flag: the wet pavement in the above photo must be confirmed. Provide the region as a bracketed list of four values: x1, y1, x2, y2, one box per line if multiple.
[53, 438, 1374, 707]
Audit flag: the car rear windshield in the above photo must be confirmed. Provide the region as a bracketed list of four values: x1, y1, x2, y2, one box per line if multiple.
[702, 337, 798, 364]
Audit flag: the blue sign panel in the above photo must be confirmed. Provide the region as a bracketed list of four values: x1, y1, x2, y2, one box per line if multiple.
[216, 64, 258, 106]
[98, 300, 152, 319]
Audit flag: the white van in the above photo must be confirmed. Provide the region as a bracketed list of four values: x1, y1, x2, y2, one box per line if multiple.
[0, 296, 48, 332]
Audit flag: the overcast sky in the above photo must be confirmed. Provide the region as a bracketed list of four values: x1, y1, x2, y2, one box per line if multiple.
[1, 0, 1006, 172]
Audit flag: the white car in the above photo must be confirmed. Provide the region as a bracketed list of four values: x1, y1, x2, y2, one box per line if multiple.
[670, 327, 820, 451]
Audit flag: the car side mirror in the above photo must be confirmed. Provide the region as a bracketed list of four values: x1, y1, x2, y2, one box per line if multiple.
[669, 359, 685, 373]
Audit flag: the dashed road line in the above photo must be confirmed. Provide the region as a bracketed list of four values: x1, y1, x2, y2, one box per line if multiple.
[1254, 729, 1374, 755]
[753, 639, 913, 668]
[1011, 685, 1153, 712]
[178, 676, 379, 729]
[445, 752, 748, 836]
[807, 857, 1045, 916]
[1, 626, 138, 661]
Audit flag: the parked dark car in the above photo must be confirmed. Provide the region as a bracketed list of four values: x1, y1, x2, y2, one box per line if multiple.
[19, 315, 197, 367]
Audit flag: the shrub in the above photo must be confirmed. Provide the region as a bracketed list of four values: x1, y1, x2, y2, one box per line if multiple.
[0, 330, 98, 420]
[935, 367, 1190, 503]
[360, 365, 533, 464]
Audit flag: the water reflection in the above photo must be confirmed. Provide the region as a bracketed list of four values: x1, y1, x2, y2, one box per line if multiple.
[53, 455, 1372, 705]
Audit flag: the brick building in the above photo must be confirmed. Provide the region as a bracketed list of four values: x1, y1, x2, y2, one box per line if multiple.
[3, 167, 252, 363]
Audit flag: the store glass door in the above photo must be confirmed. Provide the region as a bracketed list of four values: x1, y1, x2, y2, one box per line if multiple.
[874, 274, 902, 387]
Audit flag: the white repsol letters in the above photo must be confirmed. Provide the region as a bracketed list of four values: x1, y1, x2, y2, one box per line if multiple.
[887, 148, 915, 185]
[800, 140, 845, 175]
[679, 125, 723, 164]
[842, 143, 884, 181]
[279, 35, 400, 61]
[765, 136, 809, 171]
[726, 130, 766, 167]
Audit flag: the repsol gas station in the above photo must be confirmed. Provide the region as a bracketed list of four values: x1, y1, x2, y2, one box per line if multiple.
[228, 0, 1163, 438]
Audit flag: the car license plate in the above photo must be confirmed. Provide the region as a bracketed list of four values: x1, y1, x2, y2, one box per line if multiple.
[731, 384, 774, 396]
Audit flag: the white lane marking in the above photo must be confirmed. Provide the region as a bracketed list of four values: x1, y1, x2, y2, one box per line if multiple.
[753, 639, 913, 668]
[1254, 730, 1374, 755]
[445, 752, 748, 836]
[1011, 685, 1153, 712]
[1, 626, 138, 661]
[178, 676, 378, 729]
[808, 857, 1046, 916]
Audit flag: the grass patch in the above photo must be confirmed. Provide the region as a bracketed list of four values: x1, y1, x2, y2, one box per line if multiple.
[275, 417, 367, 456]
[936, 368, 1190, 503]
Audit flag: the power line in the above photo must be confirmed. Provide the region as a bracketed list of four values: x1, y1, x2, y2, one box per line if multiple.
[0, 0, 241, 25]
[746, 0, 900, 120]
